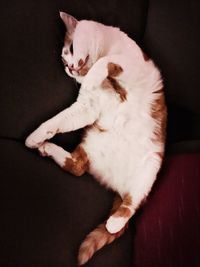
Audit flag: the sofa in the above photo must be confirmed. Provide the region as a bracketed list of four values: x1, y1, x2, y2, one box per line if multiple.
[1, 0, 199, 266]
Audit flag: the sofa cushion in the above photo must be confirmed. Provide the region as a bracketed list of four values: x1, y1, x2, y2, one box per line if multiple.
[0, 139, 133, 267]
[133, 152, 200, 267]
[1, 141, 199, 267]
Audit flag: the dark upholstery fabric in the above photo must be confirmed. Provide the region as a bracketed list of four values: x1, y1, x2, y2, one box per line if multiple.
[0, 1, 200, 267]
[1, 141, 199, 267]
[0, 140, 133, 267]
[0, 0, 78, 140]
[142, 0, 200, 146]
[133, 152, 200, 267]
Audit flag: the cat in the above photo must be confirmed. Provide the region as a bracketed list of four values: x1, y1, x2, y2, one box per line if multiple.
[25, 12, 167, 265]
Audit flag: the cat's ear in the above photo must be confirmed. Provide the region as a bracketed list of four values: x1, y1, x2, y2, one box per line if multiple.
[59, 12, 78, 34]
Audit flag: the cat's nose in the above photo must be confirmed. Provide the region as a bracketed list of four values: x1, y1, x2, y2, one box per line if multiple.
[68, 63, 74, 70]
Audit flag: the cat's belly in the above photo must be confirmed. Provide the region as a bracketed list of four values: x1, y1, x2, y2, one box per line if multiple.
[82, 127, 159, 194]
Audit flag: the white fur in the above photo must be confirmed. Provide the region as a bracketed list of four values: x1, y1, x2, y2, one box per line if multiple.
[106, 215, 128, 234]
[26, 17, 165, 233]
[38, 142, 72, 167]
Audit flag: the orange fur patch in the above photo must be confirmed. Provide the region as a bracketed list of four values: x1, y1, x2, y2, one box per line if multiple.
[101, 62, 127, 102]
[63, 146, 89, 176]
[112, 193, 132, 218]
[64, 34, 71, 45]
[110, 195, 123, 215]
[78, 55, 89, 76]
[123, 193, 132, 206]
[79, 66, 89, 76]
[78, 58, 84, 67]
[101, 77, 127, 101]
[113, 206, 132, 218]
[151, 91, 167, 144]
[107, 62, 123, 77]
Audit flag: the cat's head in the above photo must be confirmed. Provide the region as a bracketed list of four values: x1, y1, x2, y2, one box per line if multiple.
[60, 12, 103, 82]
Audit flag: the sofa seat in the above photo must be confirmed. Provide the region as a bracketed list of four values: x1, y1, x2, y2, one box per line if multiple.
[1, 139, 199, 267]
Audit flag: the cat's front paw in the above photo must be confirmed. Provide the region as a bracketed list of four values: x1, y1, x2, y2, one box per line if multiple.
[25, 130, 46, 149]
[25, 125, 56, 149]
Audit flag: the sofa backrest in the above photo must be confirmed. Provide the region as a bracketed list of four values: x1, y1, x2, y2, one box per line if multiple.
[142, 0, 200, 145]
[0, 0, 199, 151]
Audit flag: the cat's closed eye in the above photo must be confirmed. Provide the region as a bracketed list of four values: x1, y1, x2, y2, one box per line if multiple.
[69, 44, 74, 55]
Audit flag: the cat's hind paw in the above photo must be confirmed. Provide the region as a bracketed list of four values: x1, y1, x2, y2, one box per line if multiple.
[38, 142, 51, 157]
[106, 216, 127, 234]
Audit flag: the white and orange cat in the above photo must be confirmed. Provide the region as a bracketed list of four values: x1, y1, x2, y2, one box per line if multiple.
[25, 12, 167, 265]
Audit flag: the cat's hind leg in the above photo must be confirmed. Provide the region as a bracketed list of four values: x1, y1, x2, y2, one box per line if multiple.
[38, 142, 89, 176]
[106, 155, 162, 234]
[106, 193, 135, 234]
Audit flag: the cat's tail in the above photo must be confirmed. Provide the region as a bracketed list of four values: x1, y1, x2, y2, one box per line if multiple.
[78, 222, 127, 265]
[78, 195, 128, 266]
